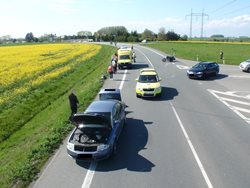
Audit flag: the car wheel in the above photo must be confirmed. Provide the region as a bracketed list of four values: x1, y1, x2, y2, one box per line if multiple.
[215, 71, 219, 76]
[136, 94, 140, 98]
[157, 92, 162, 98]
[247, 68, 250, 73]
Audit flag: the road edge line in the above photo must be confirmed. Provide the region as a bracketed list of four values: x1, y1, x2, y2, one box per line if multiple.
[170, 102, 213, 188]
[81, 69, 128, 188]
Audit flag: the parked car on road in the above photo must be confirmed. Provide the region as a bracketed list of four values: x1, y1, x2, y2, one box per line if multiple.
[239, 59, 250, 72]
[136, 68, 162, 98]
[99, 88, 122, 101]
[187, 62, 219, 79]
[67, 100, 126, 160]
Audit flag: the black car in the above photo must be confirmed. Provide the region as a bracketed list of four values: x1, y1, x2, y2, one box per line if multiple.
[187, 62, 219, 79]
[99, 88, 122, 101]
[67, 100, 126, 160]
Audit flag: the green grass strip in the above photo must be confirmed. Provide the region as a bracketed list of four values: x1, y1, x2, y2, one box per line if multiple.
[145, 41, 250, 65]
[0, 44, 116, 188]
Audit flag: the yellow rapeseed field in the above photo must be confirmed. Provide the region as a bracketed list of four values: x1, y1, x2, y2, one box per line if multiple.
[0, 43, 101, 105]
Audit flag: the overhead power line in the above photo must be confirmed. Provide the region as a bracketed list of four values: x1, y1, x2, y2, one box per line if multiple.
[216, 4, 250, 18]
[209, 0, 237, 14]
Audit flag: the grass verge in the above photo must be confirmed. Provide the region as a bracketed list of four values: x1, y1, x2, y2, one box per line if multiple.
[144, 41, 250, 65]
[0, 44, 116, 188]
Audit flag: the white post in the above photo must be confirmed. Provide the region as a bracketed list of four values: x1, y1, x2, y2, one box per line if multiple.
[196, 55, 199, 62]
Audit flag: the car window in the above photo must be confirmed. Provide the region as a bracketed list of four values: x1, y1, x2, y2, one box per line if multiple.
[99, 93, 121, 101]
[207, 64, 213, 69]
[113, 103, 122, 120]
[139, 75, 157, 83]
[193, 63, 206, 70]
[119, 55, 130, 60]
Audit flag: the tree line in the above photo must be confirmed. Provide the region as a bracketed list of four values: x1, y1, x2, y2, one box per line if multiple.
[23, 26, 188, 43]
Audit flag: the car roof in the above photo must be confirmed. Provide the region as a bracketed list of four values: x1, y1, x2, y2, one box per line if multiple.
[140, 68, 156, 73]
[85, 100, 117, 113]
[199, 61, 217, 65]
[140, 68, 157, 76]
[99, 88, 121, 94]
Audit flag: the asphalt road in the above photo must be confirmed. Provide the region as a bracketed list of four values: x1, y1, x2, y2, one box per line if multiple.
[30, 44, 250, 188]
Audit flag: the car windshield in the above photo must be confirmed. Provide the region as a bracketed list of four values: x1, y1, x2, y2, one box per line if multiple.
[99, 93, 121, 101]
[139, 75, 158, 83]
[119, 55, 130, 60]
[193, 63, 207, 70]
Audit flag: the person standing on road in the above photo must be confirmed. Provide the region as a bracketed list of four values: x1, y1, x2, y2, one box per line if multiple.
[107, 64, 113, 79]
[68, 90, 79, 120]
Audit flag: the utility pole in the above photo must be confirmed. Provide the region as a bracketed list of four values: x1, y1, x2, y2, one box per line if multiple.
[186, 9, 193, 39]
[186, 9, 209, 39]
[201, 8, 209, 39]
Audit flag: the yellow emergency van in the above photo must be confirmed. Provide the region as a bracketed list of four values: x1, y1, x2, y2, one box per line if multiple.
[117, 48, 133, 69]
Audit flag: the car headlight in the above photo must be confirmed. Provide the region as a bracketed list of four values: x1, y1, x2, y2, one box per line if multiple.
[187, 70, 193, 74]
[137, 87, 143, 91]
[241, 64, 246, 68]
[98, 144, 110, 151]
[155, 86, 161, 91]
[67, 142, 74, 150]
[197, 72, 203, 74]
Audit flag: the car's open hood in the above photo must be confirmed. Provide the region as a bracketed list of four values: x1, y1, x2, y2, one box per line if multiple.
[72, 113, 110, 129]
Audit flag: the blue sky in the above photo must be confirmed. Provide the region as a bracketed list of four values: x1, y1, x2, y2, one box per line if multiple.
[1, 0, 250, 38]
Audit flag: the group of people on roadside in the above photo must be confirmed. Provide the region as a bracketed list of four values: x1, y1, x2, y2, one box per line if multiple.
[107, 53, 118, 79]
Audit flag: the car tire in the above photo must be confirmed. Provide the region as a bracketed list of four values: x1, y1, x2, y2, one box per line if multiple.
[136, 94, 140, 98]
[247, 68, 250, 73]
[215, 71, 219, 76]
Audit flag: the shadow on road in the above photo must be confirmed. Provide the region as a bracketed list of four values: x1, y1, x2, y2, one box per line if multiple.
[190, 74, 228, 81]
[132, 63, 149, 70]
[76, 117, 155, 172]
[141, 86, 179, 102]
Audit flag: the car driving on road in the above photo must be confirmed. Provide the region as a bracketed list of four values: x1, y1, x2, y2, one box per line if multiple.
[187, 62, 219, 79]
[136, 68, 162, 98]
[239, 59, 250, 72]
[67, 100, 126, 160]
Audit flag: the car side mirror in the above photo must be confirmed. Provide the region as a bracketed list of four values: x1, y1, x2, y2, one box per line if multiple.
[159, 78, 162, 81]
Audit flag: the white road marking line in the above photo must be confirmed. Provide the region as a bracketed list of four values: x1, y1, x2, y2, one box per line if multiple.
[81, 162, 97, 188]
[138, 47, 213, 188]
[208, 89, 250, 124]
[228, 75, 250, 79]
[119, 69, 128, 90]
[170, 102, 213, 188]
[139, 45, 165, 57]
[176, 65, 190, 70]
[135, 48, 154, 68]
[233, 106, 250, 114]
[210, 90, 250, 99]
[81, 68, 128, 188]
[220, 97, 250, 106]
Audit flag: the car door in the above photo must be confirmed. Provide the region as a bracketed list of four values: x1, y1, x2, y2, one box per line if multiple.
[113, 102, 124, 138]
[206, 63, 214, 76]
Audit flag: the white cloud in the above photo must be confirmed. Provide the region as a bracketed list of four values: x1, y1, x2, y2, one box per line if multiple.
[207, 15, 250, 29]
